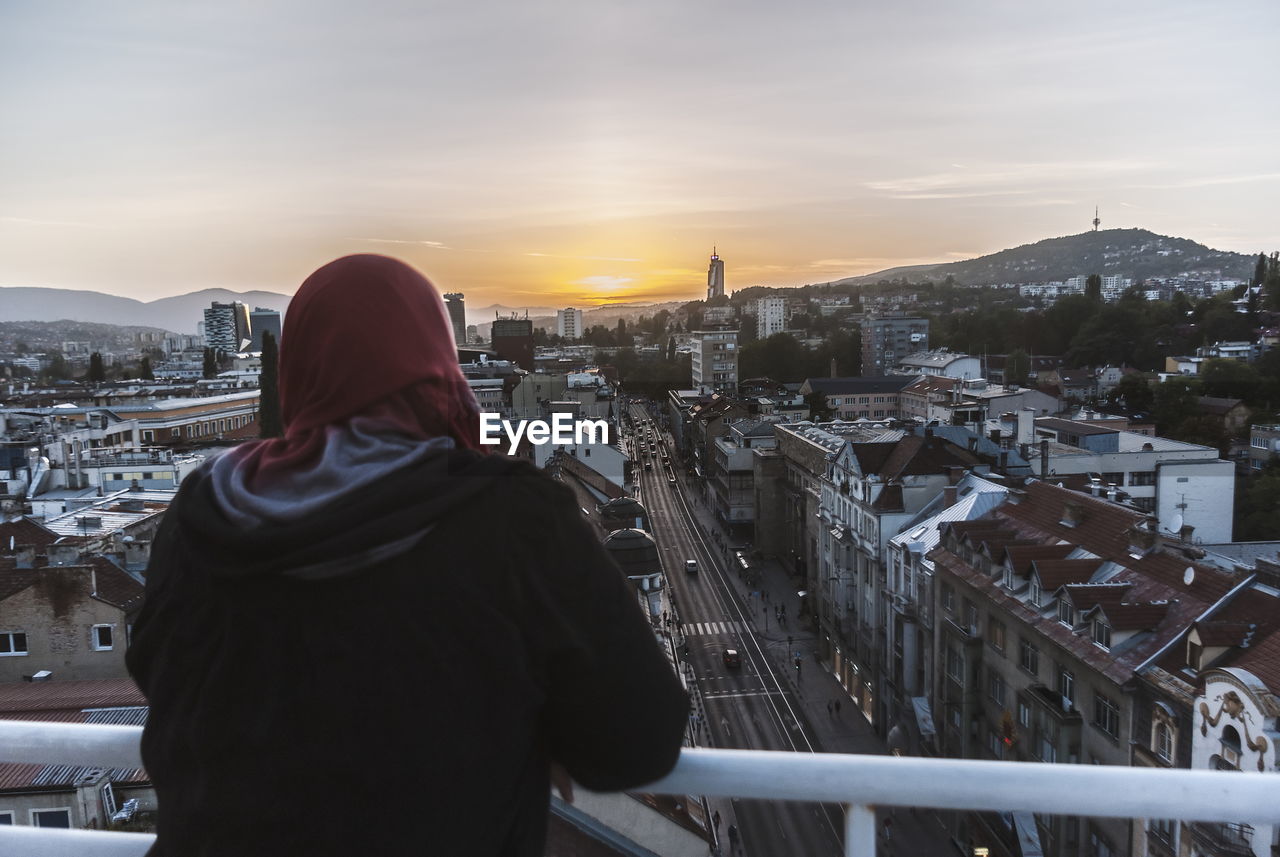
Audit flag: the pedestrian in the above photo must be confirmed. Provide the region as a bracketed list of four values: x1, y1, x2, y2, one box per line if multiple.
[712, 810, 721, 833]
[125, 254, 689, 857]
[835, 698, 842, 716]
[827, 700, 833, 716]
[780, 603, 786, 617]
[728, 824, 739, 850]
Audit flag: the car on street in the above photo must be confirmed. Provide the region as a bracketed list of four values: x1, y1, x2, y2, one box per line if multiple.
[685, 559, 698, 574]
[722, 648, 741, 668]
[644, 461, 652, 471]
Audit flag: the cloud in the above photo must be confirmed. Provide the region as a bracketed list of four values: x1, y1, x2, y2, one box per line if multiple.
[1, 215, 101, 228]
[1122, 172, 1280, 190]
[575, 275, 634, 289]
[866, 160, 1161, 199]
[353, 237, 451, 248]
[526, 252, 644, 262]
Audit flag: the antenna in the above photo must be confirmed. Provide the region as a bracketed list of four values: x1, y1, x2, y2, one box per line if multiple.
[1092, 206, 1101, 232]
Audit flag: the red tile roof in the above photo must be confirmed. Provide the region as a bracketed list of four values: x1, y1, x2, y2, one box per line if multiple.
[0, 518, 59, 550]
[1004, 544, 1074, 577]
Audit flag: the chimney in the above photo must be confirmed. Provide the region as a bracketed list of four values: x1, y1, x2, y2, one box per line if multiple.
[829, 357, 837, 378]
[1060, 500, 1086, 528]
[123, 540, 152, 573]
[1040, 439, 1050, 476]
[1016, 408, 1035, 445]
[1127, 523, 1160, 557]
[47, 543, 82, 567]
[14, 545, 36, 569]
[943, 485, 957, 506]
[944, 465, 965, 485]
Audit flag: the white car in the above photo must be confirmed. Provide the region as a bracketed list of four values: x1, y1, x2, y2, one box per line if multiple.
[685, 559, 699, 574]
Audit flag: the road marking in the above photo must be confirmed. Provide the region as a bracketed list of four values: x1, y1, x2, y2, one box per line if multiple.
[703, 689, 781, 699]
[687, 621, 747, 636]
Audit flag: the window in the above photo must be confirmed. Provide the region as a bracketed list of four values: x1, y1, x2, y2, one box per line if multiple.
[1029, 576, 1042, 607]
[989, 619, 1006, 653]
[1154, 722, 1173, 762]
[987, 668, 1007, 707]
[0, 632, 28, 656]
[1093, 692, 1120, 738]
[1019, 639, 1040, 676]
[1017, 701, 1031, 728]
[91, 625, 113, 651]
[1093, 618, 1111, 650]
[1089, 828, 1113, 857]
[1058, 598, 1074, 626]
[1128, 471, 1155, 487]
[963, 599, 978, 632]
[31, 808, 71, 828]
[946, 644, 964, 685]
[941, 583, 955, 613]
[1057, 668, 1075, 705]
[0, 811, 12, 824]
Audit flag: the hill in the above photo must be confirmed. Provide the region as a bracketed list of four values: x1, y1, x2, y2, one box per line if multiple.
[0, 287, 292, 333]
[835, 229, 1256, 287]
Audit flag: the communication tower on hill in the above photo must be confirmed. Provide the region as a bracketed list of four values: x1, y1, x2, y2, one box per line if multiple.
[1092, 206, 1101, 232]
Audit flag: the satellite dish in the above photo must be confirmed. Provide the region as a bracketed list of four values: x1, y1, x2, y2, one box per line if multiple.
[1183, 566, 1196, 586]
[1164, 513, 1184, 534]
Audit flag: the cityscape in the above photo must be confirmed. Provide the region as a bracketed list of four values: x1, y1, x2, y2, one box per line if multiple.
[2, 2, 1279, 857]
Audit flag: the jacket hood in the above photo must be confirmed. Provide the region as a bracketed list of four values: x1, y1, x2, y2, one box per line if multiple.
[174, 448, 522, 580]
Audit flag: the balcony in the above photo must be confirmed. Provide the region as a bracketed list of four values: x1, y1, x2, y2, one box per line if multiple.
[2, 720, 1279, 856]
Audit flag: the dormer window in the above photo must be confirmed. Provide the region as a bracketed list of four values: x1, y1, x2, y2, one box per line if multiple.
[1003, 565, 1014, 590]
[1092, 618, 1111, 650]
[1058, 598, 1074, 627]
[1029, 577, 1042, 608]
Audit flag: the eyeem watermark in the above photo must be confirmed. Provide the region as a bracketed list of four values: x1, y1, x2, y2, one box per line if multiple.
[479, 413, 611, 455]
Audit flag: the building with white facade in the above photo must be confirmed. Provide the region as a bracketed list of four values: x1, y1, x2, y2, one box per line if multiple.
[556, 307, 584, 340]
[896, 350, 982, 381]
[755, 297, 787, 339]
[1027, 417, 1235, 543]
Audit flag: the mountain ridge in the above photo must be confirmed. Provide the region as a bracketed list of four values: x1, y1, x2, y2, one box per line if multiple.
[832, 228, 1256, 287]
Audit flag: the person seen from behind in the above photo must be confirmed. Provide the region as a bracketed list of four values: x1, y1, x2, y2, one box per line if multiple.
[126, 254, 689, 856]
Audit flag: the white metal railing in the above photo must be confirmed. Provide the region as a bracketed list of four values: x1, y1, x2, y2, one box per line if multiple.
[3, 721, 1280, 856]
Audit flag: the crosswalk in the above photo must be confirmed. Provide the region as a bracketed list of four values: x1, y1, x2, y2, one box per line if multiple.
[684, 620, 750, 636]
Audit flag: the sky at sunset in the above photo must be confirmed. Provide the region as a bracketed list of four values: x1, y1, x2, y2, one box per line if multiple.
[2, 0, 1277, 311]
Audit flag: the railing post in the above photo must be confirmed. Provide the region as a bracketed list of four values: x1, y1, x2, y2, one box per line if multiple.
[845, 803, 876, 857]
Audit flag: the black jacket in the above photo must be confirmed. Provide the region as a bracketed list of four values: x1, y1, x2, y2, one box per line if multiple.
[126, 449, 688, 856]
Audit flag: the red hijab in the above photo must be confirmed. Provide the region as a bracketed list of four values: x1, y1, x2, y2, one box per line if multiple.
[237, 254, 483, 488]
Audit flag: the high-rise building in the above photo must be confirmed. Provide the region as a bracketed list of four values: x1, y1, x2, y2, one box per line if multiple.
[249, 307, 283, 351]
[491, 314, 535, 370]
[707, 249, 725, 301]
[556, 307, 584, 340]
[690, 329, 738, 392]
[203, 302, 252, 355]
[443, 293, 467, 345]
[860, 315, 929, 376]
[755, 297, 787, 339]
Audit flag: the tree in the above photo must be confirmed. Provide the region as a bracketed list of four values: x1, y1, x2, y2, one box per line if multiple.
[666, 337, 676, 362]
[1107, 372, 1154, 413]
[258, 331, 282, 438]
[1253, 253, 1268, 288]
[88, 352, 106, 384]
[616, 318, 627, 346]
[140, 355, 155, 381]
[1199, 359, 1260, 404]
[1006, 349, 1030, 386]
[1085, 273, 1102, 302]
[804, 389, 832, 421]
[203, 347, 218, 380]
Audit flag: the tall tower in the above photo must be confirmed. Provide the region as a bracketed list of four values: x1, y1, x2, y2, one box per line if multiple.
[706, 248, 725, 301]
[443, 293, 466, 346]
[1092, 206, 1101, 232]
